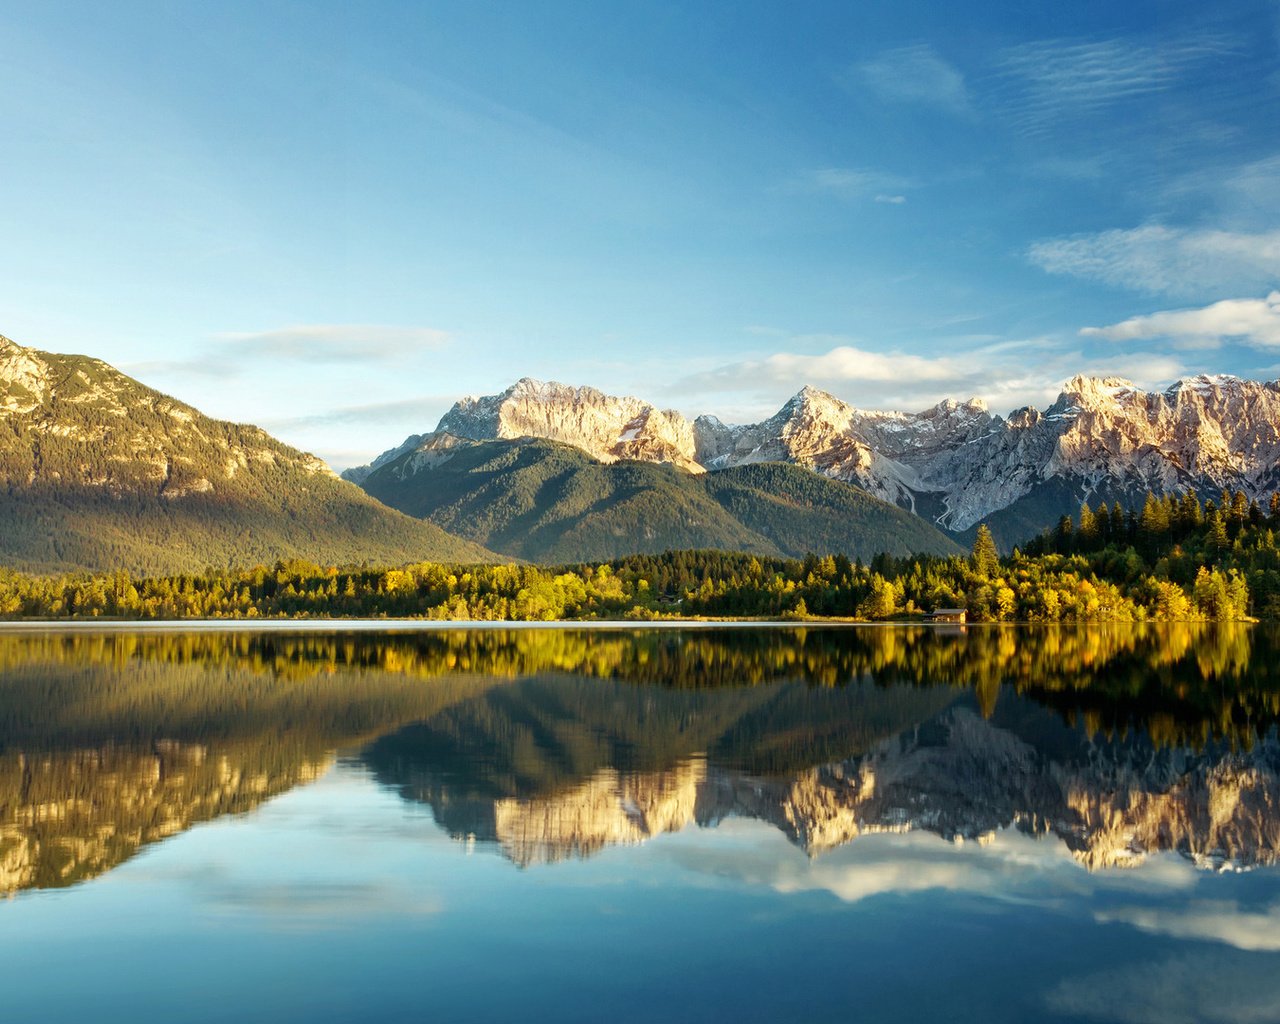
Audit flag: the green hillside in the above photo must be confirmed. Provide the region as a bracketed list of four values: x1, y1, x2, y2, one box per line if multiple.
[702, 462, 965, 559]
[361, 438, 777, 562]
[359, 436, 962, 562]
[0, 336, 493, 573]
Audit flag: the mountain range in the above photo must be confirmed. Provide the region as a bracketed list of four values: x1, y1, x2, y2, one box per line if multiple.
[348, 374, 1280, 548]
[5, 328, 1280, 574]
[0, 335, 964, 572]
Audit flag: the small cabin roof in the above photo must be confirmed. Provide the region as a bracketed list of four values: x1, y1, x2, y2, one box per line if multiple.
[929, 608, 967, 615]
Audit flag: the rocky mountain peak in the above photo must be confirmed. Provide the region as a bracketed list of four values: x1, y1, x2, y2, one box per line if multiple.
[504, 377, 605, 404]
[914, 396, 993, 426]
[1005, 406, 1042, 429]
[1165, 373, 1247, 397]
[781, 385, 854, 429]
[433, 378, 703, 472]
[351, 371, 1280, 541]
[929, 396, 989, 416]
[1058, 374, 1139, 407]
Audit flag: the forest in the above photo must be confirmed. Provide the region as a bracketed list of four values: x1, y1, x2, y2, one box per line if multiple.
[0, 488, 1270, 622]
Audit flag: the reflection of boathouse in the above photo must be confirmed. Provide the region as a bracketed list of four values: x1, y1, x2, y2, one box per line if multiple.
[926, 607, 967, 624]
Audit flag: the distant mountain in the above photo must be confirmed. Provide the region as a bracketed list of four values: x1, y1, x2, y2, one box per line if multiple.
[0, 335, 493, 573]
[349, 374, 1280, 548]
[355, 434, 963, 562]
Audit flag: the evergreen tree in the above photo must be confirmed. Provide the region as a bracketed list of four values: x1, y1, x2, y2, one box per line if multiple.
[1055, 514, 1074, 552]
[970, 524, 1000, 576]
[1140, 491, 1169, 536]
[1078, 501, 1099, 547]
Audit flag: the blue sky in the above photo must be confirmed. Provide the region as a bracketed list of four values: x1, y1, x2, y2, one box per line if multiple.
[2, 1, 1278, 469]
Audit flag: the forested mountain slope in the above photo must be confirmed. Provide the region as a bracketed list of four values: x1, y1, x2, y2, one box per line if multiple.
[0, 335, 493, 573]
[357, 434, 963, 562]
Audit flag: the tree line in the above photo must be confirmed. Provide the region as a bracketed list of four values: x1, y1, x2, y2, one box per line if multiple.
[0, 489, 1269, 621]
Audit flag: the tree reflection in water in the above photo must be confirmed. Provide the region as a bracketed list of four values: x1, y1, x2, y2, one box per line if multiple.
[1, 622, 1276, 892]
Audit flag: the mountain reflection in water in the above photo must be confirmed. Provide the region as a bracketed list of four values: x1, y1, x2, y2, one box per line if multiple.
[1, 622, 1277, 894]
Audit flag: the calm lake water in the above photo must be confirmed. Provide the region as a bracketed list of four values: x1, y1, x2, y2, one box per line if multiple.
[2, 623, 1279, 1023]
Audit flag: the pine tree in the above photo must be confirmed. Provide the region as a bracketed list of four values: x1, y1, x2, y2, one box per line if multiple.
[1140, 491, 1169, 536]
[1228, 490, 1249, 534]
[1179, 491, 1202, 533]
[1079, 501, 1099, 547]
[1111, 501, 1126, 541]
[970, 524, 1000, 576]
[1055, 515, 1074, 553]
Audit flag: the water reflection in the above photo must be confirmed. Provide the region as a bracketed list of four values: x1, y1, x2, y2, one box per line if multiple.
[364, 674, 1280, 871]
[1, 622, 1278, 893]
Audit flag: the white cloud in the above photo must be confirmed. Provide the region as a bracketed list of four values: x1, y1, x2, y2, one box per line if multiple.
[1082, 293, 1280, 349]
[1029, 225, 1280, 296]
[874, 194, 907, 205]
[853, 44, 972, 114]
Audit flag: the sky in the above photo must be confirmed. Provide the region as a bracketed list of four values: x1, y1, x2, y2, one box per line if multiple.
[2, 0, 1279, 470]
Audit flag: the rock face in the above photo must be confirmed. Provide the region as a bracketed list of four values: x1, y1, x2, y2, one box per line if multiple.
[0, 334, 493, 572]
[438, 378, 703, 473]
[348, 373, 1280, 540]
[0, 335, 335, 496]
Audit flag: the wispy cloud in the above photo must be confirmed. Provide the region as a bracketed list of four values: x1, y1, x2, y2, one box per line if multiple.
[126, 324, 452, 382]
[996, 35, 1238, 135]
[1083, 293, 1280, 349]
[259, 395, 453, 432]
[1026, 155, 1111, 181]
[853, 44, 972, 114]
[215, 324, 450, 362]
[1166, 153, 1280, 224]
[1046, 952, 1280, 1024]
[1222, 154, 1280, 213]
[1028, 225, 1280, 296]
[790, 167, 915, 201]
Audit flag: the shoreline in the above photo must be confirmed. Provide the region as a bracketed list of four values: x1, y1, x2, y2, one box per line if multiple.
[0, 617, 872, 633]
[0, 618, 1214, 634]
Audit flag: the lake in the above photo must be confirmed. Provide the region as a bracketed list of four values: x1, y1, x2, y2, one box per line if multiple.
[1, 622, 1279, 1023]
